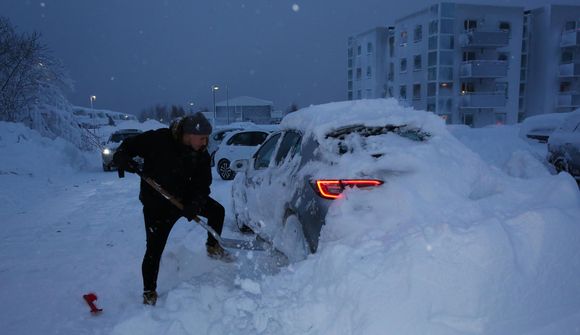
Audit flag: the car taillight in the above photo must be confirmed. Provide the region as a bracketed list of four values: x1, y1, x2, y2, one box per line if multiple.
[313, 179, 384, 200]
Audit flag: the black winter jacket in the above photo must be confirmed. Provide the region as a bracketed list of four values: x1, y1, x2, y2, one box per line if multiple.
[113, 128, 212, 210]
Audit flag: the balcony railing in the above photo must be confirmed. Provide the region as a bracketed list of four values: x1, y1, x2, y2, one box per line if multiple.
[557, 92, 580, 108]
[559, 62, 580, 77]
[561, 30, 580, 48]
[460, 92, 507, 108]
[460, 60, 508, 78]
[460, 30, 510, 48]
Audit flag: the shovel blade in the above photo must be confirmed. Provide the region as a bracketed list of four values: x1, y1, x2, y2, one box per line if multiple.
[219, 237, 270, 251]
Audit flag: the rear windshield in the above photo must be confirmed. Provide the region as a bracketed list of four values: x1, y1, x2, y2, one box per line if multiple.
[326, 124, 430, 155]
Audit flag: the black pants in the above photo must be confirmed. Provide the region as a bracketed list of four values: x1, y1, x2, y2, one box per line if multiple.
[141, 197, 225, 292]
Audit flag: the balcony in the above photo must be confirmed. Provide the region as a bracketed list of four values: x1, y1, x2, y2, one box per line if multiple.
[557, 92, 580, 108]
[561, 30, 580, 48]
[460, 30, 509, 48]
[460, 60, 508, 78]
[460, 92, 507, 108]
[559, 62, 580, 77]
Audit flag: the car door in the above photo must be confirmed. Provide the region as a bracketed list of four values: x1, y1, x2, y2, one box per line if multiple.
[242, 132, 282, 233]
[249, 131, 303, 238]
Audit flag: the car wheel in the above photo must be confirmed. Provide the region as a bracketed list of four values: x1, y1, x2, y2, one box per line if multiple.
[218, 159, 235, 180]
[274, 214, 309, 262]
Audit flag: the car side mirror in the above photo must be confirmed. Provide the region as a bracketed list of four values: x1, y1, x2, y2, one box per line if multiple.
[231, 159, 249, 172]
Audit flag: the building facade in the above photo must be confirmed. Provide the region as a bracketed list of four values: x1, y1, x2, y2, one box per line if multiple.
[525, 5, 580, 117]
[347, 2, 580, 127]
[214, 96, 273, 125]
[347, 27, 391, 101]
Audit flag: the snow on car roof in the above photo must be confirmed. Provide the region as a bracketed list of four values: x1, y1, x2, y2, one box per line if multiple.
[280, 99, 447, 141]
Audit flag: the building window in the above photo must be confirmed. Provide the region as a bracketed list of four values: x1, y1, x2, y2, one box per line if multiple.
[348, 81, 353, 90]
[400, 31, 408, 46]
[464, 113, 474, 127]
[499, 22, 511, 31]
[428, 83, 436, 96]
[498, 53, 509, 61]
[463, 51, 476, 61]
[521, 54, 527, 67]
[357, 90, 362, 99]
[439, 67, 453, 81]
[441, 19, 454, 34]
[414, 55, 422, 71]
[399, 85, 407, 100]
[429, 20, 438, 35]
[367, 66, 372, 78]
[428, 36, 437, 50]
[564, 21, 576, 32]
[428, 52, 437, 66]
[464, 19, 477, 31]
[388, 62, 394, 81]
[413, 84, 421, 100]
[348, 59, 353, 68]
[562, 50, 574, 63]
[428, 68, 437, 81]
[400, 58, 407, 72]
[356, 67, 362, 80]
[414, 25, 423, 42]
[367, 42, 373, 53]
[440, 51, 454, 65]
[348, 70, 352, 80]
[560, 81, 572, 93]
[357, 45, 361, 55]
[348, 92, 353, 100]
[348, 48, 353, 57]
[521, 40, 528, 53]
[389, 36, 395, 57]
[461, 82, 474, 93]
[439, 35, 454, 49]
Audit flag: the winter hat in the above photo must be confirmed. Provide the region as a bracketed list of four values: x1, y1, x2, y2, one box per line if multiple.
[181, 112, 212, 135]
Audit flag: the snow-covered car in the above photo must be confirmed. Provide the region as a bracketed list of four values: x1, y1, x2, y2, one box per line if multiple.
[231, 100, 438, 261]
[547, 110, 580, 180]
[518, 112, 572, 143]
[213, 129, 270, 180]
[101, 129, 142, 171]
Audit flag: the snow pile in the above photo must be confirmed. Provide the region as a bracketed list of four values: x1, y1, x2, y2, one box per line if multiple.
[110, 99, 580, 334]
[450, 125, 550, 179]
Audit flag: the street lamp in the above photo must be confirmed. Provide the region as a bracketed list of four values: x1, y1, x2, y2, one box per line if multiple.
[211, 85, 219, 125]
[188, 102, 195, 114]
[89, 95, 96, 110]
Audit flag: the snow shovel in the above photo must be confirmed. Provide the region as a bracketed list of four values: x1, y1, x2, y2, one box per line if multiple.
[118, 168, 270, 251]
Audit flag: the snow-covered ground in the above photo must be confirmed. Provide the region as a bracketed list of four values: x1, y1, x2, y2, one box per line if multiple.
[1, 111, 580, 334]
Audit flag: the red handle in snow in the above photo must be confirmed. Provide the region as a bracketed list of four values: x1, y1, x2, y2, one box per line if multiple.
[83, 293, 103, 314]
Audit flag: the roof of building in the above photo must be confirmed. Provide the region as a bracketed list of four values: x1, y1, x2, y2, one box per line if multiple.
[216, 96, 273, 107]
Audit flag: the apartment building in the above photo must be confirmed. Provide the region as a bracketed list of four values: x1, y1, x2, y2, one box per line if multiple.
[347, 27, 391, 101]
[525, 5, 580, 117]
[348, 2, 580, 127]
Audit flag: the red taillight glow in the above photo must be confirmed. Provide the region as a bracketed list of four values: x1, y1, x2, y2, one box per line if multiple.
[314, 179, 383, 200]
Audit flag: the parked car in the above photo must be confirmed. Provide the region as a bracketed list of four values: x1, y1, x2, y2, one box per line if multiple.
[213, 129, 270, 180]
[208, 127, 244, 166]
[230, 102, 431, 261]
[519, 112, 572, 143]
[101, 129, 143, 171]
[547, 111, 580, 180]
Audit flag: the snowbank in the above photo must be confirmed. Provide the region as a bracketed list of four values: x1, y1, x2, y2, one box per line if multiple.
[110, 100, 580, 335]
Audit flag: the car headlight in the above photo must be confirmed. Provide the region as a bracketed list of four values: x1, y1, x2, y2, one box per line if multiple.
[103, 148, 111, 155]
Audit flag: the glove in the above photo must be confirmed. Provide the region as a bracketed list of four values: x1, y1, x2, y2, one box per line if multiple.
[182, 197, 207, 221]
[113, 151, 139, 173]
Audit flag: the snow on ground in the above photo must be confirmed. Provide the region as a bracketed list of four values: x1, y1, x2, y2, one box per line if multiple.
[1, 106, 580, 335]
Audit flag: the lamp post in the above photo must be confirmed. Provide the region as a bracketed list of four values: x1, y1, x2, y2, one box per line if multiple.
[188, 102, 195, 114]
[211, 85, 219, 126]
[89, 95, 96, 110]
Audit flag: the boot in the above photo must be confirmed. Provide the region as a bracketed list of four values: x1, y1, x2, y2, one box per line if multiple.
[143, 290, 158, 306]
[206, 243, 235, 263]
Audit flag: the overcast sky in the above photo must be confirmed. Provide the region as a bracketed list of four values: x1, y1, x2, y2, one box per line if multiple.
[0, 0, 574, 115]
